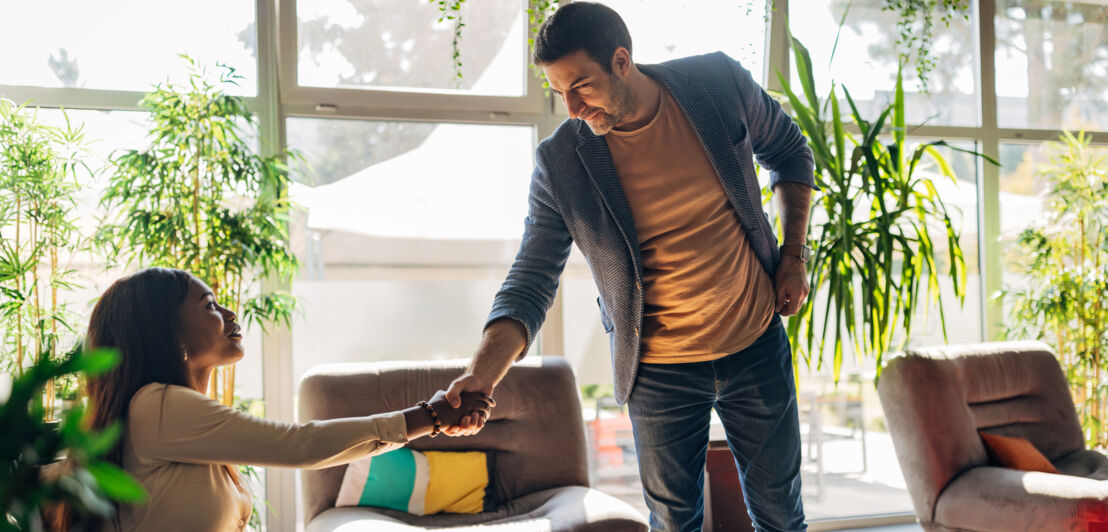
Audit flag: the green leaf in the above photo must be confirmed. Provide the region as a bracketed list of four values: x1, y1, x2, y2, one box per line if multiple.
[85, 461, 148, 503]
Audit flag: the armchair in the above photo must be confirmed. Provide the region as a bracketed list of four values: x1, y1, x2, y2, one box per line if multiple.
[298, 356, 648, 532]
[878, 341, 1108, 531]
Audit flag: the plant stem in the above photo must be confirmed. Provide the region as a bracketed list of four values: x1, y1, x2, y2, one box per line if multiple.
[15, 194, 23, 373]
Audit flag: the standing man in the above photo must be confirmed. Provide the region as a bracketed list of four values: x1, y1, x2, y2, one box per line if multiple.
[445, 3, 814, 531]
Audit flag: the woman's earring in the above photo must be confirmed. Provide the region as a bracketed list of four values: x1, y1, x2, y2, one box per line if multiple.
[183, 348, 189, 361]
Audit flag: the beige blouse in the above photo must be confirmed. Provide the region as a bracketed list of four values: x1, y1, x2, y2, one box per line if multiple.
[113, 383, 408, 531]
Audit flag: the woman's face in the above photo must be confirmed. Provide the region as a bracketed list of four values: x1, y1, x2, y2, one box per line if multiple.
[178, 276, 244, 371]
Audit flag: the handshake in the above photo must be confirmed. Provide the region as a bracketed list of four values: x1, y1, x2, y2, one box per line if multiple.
[409, 389, 495, 438]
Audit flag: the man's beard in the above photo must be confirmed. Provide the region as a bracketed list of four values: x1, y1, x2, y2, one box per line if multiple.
[584, 75, 636, 136]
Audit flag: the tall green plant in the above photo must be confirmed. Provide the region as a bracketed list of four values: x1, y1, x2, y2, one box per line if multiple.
[1002, 131, 1108, 445]
[96, 56, 298, 406]
[776, 37, 994, 380]
[0, 99, 89, 419]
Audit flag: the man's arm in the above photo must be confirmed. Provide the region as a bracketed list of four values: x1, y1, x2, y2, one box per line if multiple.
[442, 155, 573, 436]
[442, 318, 527, 436]
[773, 181, 812, 316]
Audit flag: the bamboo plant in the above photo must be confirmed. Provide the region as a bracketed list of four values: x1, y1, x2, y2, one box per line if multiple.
[1002, 131, 1108, 446]
[96, 56, 299, 407]
[776, 37, 995, 380]
[0, 99, 89, 420]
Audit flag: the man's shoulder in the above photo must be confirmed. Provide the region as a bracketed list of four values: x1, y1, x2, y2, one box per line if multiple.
[536, 119, 583, 158]
[656, 51, 738, 74]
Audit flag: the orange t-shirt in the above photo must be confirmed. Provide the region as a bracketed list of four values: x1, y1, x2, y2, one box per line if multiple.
[605, 86, 776, 364]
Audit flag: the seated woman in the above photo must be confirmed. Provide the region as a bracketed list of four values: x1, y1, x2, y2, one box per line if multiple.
[72, 267, 492, 531]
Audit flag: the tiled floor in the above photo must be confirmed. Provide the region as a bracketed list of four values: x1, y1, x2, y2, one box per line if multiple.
[590, 419, 917, 528]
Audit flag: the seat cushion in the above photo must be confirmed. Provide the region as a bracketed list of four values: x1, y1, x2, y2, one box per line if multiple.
[933, 467, 1108, 531]
[1056, 449, 1108, 481]
[306, 486, 648, 532]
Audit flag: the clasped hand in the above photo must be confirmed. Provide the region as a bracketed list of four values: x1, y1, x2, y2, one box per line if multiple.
[426, 389, 494, 430]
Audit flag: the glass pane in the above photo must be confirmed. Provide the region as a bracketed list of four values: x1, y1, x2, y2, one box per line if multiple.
[0, 1, 257, 96]
[789, 0, 977, 126]
[286, 118, 536, 391]
[998, 140, 1108, 320]
[595, 0, 768, 83]
[995, 0, 1108, 130]
[297, 0, 525, 96]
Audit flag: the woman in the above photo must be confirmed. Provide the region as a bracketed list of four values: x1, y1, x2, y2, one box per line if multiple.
[71, 267, 492, 531]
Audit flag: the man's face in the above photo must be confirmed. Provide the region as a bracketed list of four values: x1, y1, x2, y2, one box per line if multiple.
[543, 49, 635, 135]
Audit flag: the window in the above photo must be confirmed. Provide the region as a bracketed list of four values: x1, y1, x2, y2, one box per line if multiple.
[285, 118, 537, 386]
[296, 0, 525, 95]
[597, 0, 768, 79]
[0, 1, 257, 95]
[995, 0, 1108, 130]
[789, 0, 978, 127]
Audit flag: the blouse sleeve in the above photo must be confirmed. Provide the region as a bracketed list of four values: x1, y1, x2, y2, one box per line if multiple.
[127, 383, 409, 469]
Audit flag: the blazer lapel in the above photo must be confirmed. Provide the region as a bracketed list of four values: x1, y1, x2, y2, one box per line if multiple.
[575, 124, 643, 271]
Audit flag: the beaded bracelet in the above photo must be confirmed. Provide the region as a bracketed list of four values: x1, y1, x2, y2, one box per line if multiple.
[417, 400, 441, 437]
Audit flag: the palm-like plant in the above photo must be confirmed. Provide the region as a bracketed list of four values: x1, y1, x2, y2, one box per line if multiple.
[776, 37, 995, 379]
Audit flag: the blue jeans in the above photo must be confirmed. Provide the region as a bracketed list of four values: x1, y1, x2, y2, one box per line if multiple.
[627, 316, 806, 532]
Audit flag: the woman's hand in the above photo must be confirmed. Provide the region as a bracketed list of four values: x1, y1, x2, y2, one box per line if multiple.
[428, 389, 494, 430]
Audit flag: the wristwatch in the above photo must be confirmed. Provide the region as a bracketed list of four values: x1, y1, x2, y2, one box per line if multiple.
[780, 244, 812, 263]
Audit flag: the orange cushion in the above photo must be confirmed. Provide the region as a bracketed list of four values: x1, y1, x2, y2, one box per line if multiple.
[978, 431, 1059, 473]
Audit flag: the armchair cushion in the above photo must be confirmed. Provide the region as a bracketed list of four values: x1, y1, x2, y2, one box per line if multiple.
[335, 448, 493, 515]
[979, 431, 1059, 474]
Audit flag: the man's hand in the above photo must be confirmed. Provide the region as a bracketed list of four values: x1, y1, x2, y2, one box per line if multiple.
[442, 374, 496, 436]
[440, 318, 527, 437]
[774, 255, 809, 316]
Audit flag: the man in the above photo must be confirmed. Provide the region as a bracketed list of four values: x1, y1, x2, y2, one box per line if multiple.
[445, 3, 814, 531]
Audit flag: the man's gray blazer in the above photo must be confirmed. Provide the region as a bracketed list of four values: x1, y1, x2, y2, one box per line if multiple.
[487, 52, 816, 404]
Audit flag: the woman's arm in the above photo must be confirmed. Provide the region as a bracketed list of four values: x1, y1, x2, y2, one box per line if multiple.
[129, 384, 417, 470]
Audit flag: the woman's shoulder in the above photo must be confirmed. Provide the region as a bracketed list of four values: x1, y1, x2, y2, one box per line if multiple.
[129, 382, 211, 420]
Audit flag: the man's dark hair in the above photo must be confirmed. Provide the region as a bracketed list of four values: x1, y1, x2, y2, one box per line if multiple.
[532, 2, 632, 73]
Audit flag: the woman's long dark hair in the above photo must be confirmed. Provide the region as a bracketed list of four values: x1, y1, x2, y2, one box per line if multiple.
[85, 267, 193, 449]
[56, 267, 240, 530]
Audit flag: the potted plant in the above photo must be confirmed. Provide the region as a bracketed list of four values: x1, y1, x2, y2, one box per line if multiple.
[776, 37, 996, 379]
[1002, 130, 1108, 445]
[0, 346, 146, 531]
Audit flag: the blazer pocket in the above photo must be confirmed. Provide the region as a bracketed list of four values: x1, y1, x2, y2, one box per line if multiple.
[596, 297, 614, 333]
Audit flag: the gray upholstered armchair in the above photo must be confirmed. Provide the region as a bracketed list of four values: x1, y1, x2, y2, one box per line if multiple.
[298, 356, 648, 532]
[878, 341, 1108, 531]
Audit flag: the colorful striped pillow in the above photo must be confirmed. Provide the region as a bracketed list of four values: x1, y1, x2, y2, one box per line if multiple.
[334, 448, 493, 515]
